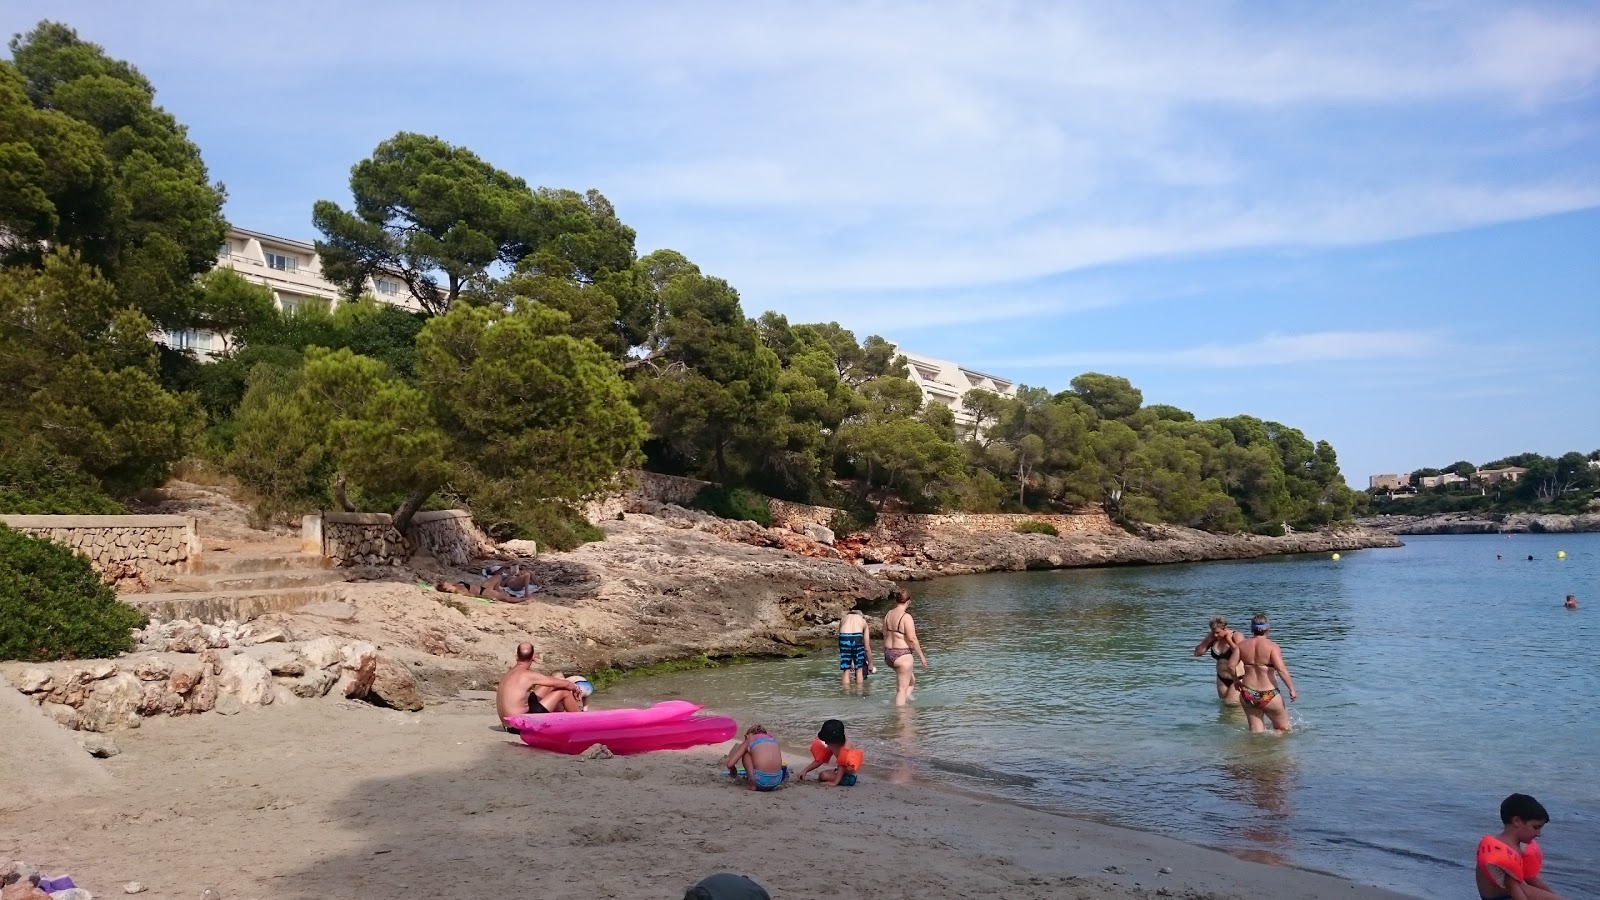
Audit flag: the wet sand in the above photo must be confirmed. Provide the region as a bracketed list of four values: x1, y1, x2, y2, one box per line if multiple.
[0, 696, 1416, 900]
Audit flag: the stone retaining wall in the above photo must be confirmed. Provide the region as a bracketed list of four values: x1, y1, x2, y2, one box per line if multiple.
[0, 515, 200, 588]
[302, 510, 497, 567]
[768, 498, 838, 531]
[871, 510, 1116, 541]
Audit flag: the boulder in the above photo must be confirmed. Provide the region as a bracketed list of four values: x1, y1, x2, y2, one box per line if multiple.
[289, 669, 338, 699]
[131, 659, 172, 682]
[40, 702, 79, 731]
[11, 668, 53, 694]
[78, 673, 142, 733]
[187, 674, 218, 714]
[83, 661, 118, 681]
[166, 626, 210, 654]
[299, 637, 344, 671]
[200, 649, 223, 675]
[367, 659, 424, 711]
[50, 889, 94, 900]
[167, 662, 203, 695]
[260, 650, 307, 678]
[247, 626, 287, 644]
[219, 654, 274, 705]
[1, 862, 39, 887]
[802, 523, 836, 545]
[214, 693, 242, 716]
[336, 642, 378, 700]
[1, 882, 50, 900]
[78, 733, 120, 758]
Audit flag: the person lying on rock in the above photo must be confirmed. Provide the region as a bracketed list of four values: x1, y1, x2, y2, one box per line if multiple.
[435, 565, 539, 603]
[497, 642, 585, 731]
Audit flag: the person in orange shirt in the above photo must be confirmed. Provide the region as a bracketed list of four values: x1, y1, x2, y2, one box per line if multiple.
[1475, 793, 1566, 900]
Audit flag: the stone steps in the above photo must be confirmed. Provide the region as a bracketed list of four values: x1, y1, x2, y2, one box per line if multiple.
[194, 551, 330, 576]
[171, 568, 347, 592]
[122, 585, 334, 625]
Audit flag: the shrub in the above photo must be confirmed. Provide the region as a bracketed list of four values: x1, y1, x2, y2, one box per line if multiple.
[1250, 522, 1287, 537]
[515, 501, 606, 552]
[0, 433, 125, 515]
[0, 525, 145, 661]
[1015, 520, 1060, 536]
[690, 486, 773, 527]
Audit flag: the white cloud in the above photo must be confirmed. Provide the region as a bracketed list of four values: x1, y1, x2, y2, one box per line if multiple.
[999, 330, 1441, 369]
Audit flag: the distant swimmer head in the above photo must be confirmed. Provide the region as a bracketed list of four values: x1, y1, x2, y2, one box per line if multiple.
[1250, 613, 1270, 634]
[1566, 595, 1579, 609]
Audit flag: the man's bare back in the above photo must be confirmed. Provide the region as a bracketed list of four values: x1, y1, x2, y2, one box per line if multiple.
[496, 643, 583, 727]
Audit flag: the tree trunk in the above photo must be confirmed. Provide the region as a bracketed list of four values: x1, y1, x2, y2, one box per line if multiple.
[333, 473, 357, 512]
[391, 485, 435, 535]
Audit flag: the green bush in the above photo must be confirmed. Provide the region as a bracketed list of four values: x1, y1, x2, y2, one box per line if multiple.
[1251, 522, 1287, 537]
[1015, 520, 1060, 536]
[690, 486, 774, 527]
[516, 501, 606, 552]
[0, 525, 145, 661]
[0, 433, 126, 515]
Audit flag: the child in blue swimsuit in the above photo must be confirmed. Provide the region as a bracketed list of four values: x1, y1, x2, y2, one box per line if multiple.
[723, 725, 789, 791]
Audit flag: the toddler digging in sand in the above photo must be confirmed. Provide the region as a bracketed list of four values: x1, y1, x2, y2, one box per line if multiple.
[723, 725, 788, 791]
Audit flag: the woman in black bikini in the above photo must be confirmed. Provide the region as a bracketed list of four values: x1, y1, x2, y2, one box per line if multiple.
[882, 590, 929, 706]
[1193, 616, 1245, 705]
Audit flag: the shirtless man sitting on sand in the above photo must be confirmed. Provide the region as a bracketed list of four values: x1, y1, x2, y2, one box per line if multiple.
[496, 642, 584, 732]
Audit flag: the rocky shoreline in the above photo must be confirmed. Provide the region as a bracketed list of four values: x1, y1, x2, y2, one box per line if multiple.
[1358, 511, 1600, 535]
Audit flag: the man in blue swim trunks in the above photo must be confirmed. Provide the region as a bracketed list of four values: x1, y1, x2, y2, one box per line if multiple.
[722, 725, 788, 791]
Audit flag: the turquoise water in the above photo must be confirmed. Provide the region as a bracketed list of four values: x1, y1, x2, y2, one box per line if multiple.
[611, 534, 1599, 898]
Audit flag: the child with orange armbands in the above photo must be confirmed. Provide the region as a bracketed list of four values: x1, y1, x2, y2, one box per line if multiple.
[1475, 793, 1567, 900]
[794, 719, 864, 786]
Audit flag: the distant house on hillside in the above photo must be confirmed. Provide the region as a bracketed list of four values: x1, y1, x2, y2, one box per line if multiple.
[1471, 466, 1527, 487]
[891, 345, 1018, 436]
[1369, 473, 1411, 491]
[1418, 472, 1468, 489]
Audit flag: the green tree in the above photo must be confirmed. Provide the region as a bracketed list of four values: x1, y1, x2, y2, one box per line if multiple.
[1069, 372, 1143, 421]
[2, 22, 226, 328]
[0, 251, 198, 496]
[190, 268, 274, 356]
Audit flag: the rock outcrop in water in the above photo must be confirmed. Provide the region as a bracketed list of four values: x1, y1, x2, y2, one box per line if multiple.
[1359, 512, 1600, 535]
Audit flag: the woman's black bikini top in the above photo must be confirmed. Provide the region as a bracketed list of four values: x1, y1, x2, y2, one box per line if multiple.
[1210, 638, 1234, 660]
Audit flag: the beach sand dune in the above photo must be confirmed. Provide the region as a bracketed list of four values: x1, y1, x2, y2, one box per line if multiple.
[0, 697, 1414, 899]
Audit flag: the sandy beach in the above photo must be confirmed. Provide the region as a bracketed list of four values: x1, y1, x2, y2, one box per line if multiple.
[1, 693, 1415, 900]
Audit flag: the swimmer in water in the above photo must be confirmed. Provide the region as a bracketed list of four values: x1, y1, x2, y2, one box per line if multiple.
[1564, 595, 1579, 610]
[1234, 613, 1297, 735]
[1193, 616, 1245, 705]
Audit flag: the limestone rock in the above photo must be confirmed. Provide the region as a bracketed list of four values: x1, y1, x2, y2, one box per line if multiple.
[289, 668, 337, 699]
[367, 658, 423, 711]
[199, 649, 223, 675]
[1, 862, 39, 887]
[200, 889, 222, 900]
[50, 889, 94, 900]
[12, 668, 53, 693]
[188, 673, 218, 714]
[260, 650, 307, 677]
[41, 702, 79, 731]
[802, 523, 836, 545]
[214, 693, 242, 716]
[131, 658, 172, 681]
[335, 641, 378, 699]
[167, 662, 203, 695]
[83, 661, 118, 680]
[122, 884, 145, 895]
[76, 731, 120, 758]
[299, 637, 344, 671]
[78, 673, 142, 733]
[219, 654, 274, 705]
[166, 626, 209, 654]
[248, 626, 287, 644]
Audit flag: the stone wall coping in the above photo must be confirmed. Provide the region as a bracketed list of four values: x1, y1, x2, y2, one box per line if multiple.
[410, 509, 472, 524]
[322, 511, 394, 525]
[0, 514, 194, 528]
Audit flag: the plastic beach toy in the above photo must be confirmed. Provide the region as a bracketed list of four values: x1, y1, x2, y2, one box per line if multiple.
[507, 700, 737, 755]
[569, 676, 594, 698]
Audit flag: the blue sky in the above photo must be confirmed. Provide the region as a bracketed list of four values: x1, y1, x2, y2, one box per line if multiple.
[5, 1, 1597, 484]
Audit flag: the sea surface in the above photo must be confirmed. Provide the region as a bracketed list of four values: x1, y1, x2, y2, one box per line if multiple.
[610, 533, 1600, 899]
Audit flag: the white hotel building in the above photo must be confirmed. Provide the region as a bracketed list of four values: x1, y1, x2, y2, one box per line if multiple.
[164, 226, 421, 354]
[891, 345, 1018, 434]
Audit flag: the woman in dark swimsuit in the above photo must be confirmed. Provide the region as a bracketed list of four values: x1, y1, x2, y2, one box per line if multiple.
[882, 590, 929, 707]
[1193, 616, 1245, 705]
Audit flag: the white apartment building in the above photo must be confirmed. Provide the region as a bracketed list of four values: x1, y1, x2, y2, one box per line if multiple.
[891, 345, 1018, 433]
[163, 226, 420, 354]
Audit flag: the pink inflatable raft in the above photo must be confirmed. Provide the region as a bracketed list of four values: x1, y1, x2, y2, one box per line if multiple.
[506, 700, 738, 755]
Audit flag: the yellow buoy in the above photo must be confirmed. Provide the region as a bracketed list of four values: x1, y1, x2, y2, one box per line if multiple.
[1331, 553, 1341, 561]
[1557, 550, 1566, 559]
